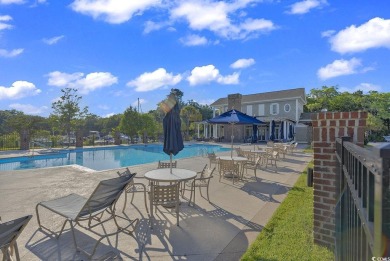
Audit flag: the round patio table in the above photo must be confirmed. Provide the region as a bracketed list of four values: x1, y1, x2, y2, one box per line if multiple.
[145, 168, 197, 208]
[144, 168, 196, 182]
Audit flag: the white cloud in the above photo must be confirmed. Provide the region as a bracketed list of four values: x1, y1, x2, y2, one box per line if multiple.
[0, 48, 23, 57]
[9, 103, 48, 115]
[170, 0, 276, 40]
[0, 81, 41, 100]
[143, 20, 174, 34]
[103, 112, 115, 118]
[132, 98, 146, 107]
[338, 83, 381, 93]
[127, 68, 182, 92]
[70, 0, 160, 24]
[43, 35, 65, 45]
[187, 64, 239, 85]
[287, 0, 327, 15]
[98, 104, 109, 110]
[196, 98, 215, 105]
[321, 30, 335, 38]
[217, 72, 239, 84]
[0, 15, 13, 31]
[330, 17, 390, 54]
[180, 34, 208, 46]
[317, 58, 363, 80]
[230, 58, 255, 69]
[0, 0, 24, 4]
[47, 71, 118, 94]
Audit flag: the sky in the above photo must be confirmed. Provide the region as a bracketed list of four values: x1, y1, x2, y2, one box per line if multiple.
[0, 0, 389, 117]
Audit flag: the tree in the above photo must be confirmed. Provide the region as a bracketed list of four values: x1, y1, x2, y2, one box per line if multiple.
[139, 113, 158, 143]
[187, 100, 213, 120]
[0, 110, 24, 134]
[51, 88, 89, 144]
[101, 114, 122, 135]
[305, 86, 339, 112]
[180, 105, 202, 138]
[119, 106, 141, 143]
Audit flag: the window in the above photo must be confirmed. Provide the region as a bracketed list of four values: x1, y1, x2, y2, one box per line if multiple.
[270, 103, 279, 115]
[247, 105, 253, 116]
[284, 104, 291, 112]
[258, 104, 265, 116]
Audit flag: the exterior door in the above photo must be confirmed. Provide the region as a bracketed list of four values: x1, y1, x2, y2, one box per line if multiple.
[258, 127, 267, 141]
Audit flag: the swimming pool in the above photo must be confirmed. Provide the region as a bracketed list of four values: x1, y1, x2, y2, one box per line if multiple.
[0, 144, 230, 171]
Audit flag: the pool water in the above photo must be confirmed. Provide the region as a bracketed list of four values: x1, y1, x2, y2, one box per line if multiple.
[0, 144, 230, 171]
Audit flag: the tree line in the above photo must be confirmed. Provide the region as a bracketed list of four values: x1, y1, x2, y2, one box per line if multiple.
[0, 88, 213, 143]
[1, 86, 389, 143]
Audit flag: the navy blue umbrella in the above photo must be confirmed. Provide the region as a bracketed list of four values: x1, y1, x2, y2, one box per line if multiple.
[252, 124, 258, 143]
[207, 109, 263, 156]
[269, 120, 275, 141]
[280, 122, 284, 141]
[289, 124, 294, 140]
[163, 99, 184, 173]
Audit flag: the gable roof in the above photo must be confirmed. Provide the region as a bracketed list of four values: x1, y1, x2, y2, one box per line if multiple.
[210, 88, 306, 107]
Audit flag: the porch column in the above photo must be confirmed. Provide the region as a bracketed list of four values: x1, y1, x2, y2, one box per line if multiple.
[197, 124, 200, 138]
[269, 122, 272, 140]
[284, 121, 288, 140]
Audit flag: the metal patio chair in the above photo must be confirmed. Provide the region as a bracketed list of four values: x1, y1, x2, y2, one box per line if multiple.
[149, 182, 181, 228]
[35, 174, 138, 259]
[219, 159, 240, 184]
[157, 160, 177, 169]
[117, 167, 149, 214]
[182, 165, 216, 206]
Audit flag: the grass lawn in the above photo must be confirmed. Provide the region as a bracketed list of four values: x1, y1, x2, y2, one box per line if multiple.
[241, 162, 334, 261]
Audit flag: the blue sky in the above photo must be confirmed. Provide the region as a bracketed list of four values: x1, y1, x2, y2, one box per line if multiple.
[0, 0, 389, 117]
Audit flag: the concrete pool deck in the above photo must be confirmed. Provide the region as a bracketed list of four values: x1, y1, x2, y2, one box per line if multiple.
[0, 143, 312, 260]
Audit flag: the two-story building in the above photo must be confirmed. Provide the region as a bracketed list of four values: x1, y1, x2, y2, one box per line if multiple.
[200, 88, 307, 143]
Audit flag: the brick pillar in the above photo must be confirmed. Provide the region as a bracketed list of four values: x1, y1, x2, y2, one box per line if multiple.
[227, 94, 243, 142]
[76, 130, 83, 148]
[311, 111, 367, 248]
[114, 131, 121, 145]
[20, 130, 30, 150]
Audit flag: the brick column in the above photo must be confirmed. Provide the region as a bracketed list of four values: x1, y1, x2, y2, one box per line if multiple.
[114, 131, 121, 145]
[76, 130, 83, 148]
[311, 111, 367, 248]
[226, 94, 243, 142]
[20, 130, 30, 150]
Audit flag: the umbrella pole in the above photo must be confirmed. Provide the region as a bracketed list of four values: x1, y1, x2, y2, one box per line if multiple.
[170, 153, 173, 174]
[231, 124, 234, 158]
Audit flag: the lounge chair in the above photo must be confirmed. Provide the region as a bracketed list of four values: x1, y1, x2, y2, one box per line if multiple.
[0, 215, 32, 261]
[35, 174, 138, 259]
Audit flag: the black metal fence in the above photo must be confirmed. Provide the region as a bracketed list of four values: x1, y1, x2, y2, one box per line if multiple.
[0, 132, 20, 151]
[335, 137, 390, 260]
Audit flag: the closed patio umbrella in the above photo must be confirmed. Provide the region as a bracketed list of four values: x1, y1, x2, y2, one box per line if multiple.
[280, 122, 284, 141]
[162, 96, 184, 173]
[289, 124, 294, 140]
[269, 120, 275, 141]
[207, 109, 263, 157]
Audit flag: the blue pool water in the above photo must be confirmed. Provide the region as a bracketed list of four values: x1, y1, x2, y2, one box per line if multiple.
[0, 144, 230, 171]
